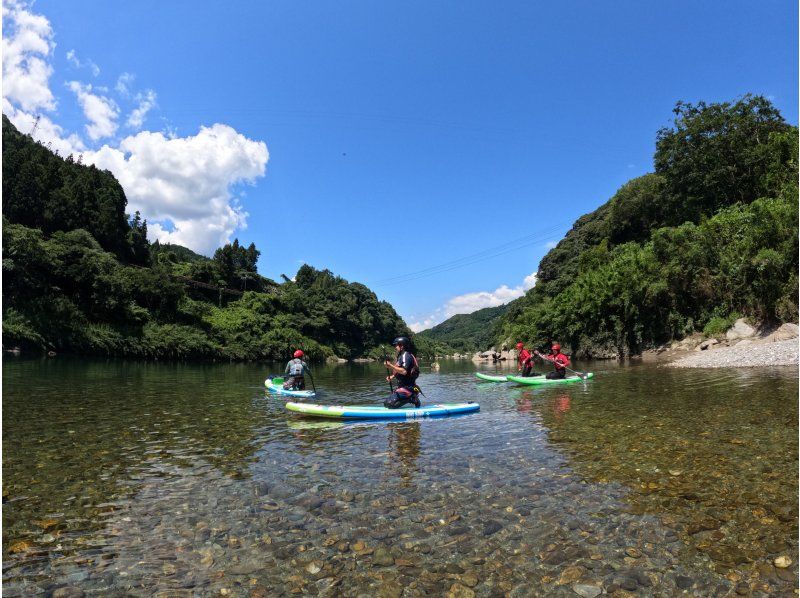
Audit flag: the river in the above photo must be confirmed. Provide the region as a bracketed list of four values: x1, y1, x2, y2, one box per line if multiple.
[3, 356, 797, 596]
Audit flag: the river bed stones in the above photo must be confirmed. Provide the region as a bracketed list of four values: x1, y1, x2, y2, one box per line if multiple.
[4, 362, 798, 597]
[774, 555, 792, 568]
[572, 583, 602, 598]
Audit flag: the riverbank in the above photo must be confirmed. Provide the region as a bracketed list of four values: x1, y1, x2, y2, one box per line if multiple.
[667, 338, 798, 368]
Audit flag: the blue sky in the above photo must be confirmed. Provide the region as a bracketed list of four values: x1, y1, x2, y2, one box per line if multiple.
[3, 0, 797, 331]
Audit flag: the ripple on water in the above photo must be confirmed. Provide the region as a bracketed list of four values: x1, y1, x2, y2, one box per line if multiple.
[3, 357, 797, 595]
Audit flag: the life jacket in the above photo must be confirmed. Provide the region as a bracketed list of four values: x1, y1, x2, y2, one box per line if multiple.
[551, 352, 570, 371]
[288, 358, 305, 376]
[395, 351, 420, 387]
[409, 354, 420, 382]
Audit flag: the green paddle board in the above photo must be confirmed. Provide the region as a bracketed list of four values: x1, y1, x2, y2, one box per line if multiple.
[475, 372, 510, 382]
[507, 373, 593, 385]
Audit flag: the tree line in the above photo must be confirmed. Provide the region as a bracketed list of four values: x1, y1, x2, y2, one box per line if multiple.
[496, 95, 798, 357]
[2, 115, 411, 361]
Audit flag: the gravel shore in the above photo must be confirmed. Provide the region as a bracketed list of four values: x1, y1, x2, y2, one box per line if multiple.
[669, 338, 799, 368]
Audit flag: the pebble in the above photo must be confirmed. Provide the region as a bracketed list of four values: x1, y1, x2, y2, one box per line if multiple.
[447, 582, 475, 598]
[774, 555, 792, 568]
[372, 546, 394, 567]
[572, 584, 602, 598]
[675, 575, 694, 589]
[558, 566, 584, 585]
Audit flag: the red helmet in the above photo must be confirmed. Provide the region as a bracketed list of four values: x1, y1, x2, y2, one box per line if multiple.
[551, 343, 561, 352]
[293, 350, 304, 358]
[516, 342, 524, 349]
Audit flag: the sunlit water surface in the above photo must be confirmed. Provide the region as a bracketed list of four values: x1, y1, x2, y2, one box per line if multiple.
[3, 357, 797, 596]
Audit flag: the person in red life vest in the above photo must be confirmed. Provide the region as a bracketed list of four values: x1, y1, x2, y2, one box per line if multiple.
[516, 342, 534, 377]
[534, 343, 571, 379]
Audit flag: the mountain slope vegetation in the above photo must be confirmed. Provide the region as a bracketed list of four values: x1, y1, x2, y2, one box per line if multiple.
[497, 95, 798, 357]
[2, 115, 410, 360]
[417, 304, 509, 353]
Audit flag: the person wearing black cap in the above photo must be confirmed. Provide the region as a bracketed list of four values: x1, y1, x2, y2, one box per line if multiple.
[383, 336, 421, 408]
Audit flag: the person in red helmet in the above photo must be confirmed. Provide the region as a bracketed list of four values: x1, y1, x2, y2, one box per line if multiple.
[534, 343, 570, 379]
[516, 342, 534, 377]
[284, 349, 310, 390]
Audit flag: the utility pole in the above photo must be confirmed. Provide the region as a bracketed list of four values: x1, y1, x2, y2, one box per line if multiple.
[29, 115, 41, 138]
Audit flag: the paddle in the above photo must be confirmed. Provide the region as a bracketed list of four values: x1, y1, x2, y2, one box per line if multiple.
[305, 365, 317, 393]
[533, 350, 589, 380]
[381, 354, 394, 393]
[563, 365, 589, 380]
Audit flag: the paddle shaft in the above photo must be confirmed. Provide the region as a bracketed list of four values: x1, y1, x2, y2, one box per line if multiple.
[382, 355, 394, 393]
[305, 366, 317, 392]
[533, 350, 588, 379]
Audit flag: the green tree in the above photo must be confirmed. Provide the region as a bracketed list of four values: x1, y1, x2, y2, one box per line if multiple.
[654, 95, 790, 225]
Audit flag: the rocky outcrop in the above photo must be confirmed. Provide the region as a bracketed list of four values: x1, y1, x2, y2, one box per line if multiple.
[761, 323, 800, 343]
[470, 348, 514, 363]
[725, 318, 757, 340]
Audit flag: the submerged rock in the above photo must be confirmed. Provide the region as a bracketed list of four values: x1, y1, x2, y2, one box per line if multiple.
[572, 584, 602, 598]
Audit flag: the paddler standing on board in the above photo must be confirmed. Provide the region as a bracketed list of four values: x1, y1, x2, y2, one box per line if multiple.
[516, 342, 534, 377]
[534, 343, 570, 380]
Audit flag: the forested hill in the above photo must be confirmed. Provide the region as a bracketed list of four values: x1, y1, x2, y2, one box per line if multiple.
[417, 304, 509, 354]
[2, 115, 411, 361]
[497, 95, 798, 358]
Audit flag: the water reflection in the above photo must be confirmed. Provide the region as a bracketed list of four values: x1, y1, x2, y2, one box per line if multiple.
[551, 394, 572, 422]
[387, 422, 421, 484]
[3, 357, 797, 595]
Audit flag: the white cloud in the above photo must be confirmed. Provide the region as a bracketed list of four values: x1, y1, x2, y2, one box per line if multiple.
[2, 0, 57, 112]
[444, 285, 523, 317]
[67, 81, 119, 140]
[3, 1, 271, 257]
[126, 89, 157, 130]
[521, 272, 537, 290]
[407, 272, 537, 332]
[83, 125, 269, 254]
[66, 49, 99, 76]
[408, 310, 443, 333]
[116, 72, 134, 97]
[545, 240, 558, 249]
[409, 320, 434, 333]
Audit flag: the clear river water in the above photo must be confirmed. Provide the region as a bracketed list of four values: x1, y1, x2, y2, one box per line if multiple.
[3, 356, 798, 597]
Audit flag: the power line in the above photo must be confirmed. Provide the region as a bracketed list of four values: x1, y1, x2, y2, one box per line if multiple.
[372, 221, 571, 288]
